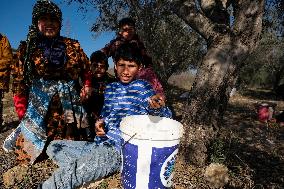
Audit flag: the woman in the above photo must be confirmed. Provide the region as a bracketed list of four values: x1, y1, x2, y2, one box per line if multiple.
[4, 0, 90, 164]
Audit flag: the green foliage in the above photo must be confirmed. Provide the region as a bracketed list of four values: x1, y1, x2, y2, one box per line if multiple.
[97, 180, 108, 189]
[239, 32, 284, 89]
[136, 13, 204, 81]
[240, 0, 284, 89]
[209, 138, 227, 164]
[63, 0, 204, 82]
[263, 0, 284, 37]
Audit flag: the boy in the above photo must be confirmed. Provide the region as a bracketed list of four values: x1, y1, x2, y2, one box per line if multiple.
[80, 51, 116, 140]
[0, 33, 13, 126]
[101, 17, 165, 100]
[38, 43, 172, 189]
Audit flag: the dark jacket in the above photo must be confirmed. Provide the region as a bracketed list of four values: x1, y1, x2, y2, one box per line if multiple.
[101, 34, 152, 67]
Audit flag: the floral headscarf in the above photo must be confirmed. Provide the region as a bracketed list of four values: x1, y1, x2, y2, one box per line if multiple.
[24, 0, 62, 84]
[32, 0, 62, 26]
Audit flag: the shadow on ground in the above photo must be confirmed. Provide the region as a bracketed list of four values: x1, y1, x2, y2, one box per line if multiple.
[225, 139, 284, 188]
[240, 88, 280, 102]
[0, 121, 19, 134]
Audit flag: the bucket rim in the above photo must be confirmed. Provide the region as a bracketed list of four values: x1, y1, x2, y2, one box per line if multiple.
[121, 131, 182, 141]
[120, 115, 184, 141]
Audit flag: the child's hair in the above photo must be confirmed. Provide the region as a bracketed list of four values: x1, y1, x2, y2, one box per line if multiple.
[90, 51, 109, 69]
[118, 17, 136, 29]
[114, 43, 142, 66]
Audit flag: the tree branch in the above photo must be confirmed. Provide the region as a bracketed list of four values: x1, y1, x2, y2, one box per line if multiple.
[126, 0, 142, 15]
[169, 0, 218, 41]
[232, 0, 265, 51]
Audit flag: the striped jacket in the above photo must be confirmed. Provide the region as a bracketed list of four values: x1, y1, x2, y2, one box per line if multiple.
[97, 79, 172, 150]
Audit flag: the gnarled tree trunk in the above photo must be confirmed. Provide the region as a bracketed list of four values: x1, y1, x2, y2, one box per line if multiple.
[172, 0, 265, 165]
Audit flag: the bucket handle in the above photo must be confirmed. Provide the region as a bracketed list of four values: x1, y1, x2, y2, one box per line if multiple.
[122, 133, 137, 148]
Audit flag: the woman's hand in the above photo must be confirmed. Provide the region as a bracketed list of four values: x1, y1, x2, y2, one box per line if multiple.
[95, 119, 106, 136]
[80, 86, 93, 101]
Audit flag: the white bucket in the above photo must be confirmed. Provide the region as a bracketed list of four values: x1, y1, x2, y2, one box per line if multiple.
[120, 115, 184, 189]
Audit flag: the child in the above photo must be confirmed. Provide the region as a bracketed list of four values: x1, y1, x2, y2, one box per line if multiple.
[3, 0, 90, 164]
[101, 17, 165, 100]
[80, 51, 116, 140]
[38, 43, 172, 189]
[0, 33, 13, 126]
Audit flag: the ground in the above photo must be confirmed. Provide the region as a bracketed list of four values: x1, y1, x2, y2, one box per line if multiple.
[0, 87, 283, 189]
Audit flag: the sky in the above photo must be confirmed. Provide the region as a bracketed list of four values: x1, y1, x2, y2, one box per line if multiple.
[0, 0, 115, 58]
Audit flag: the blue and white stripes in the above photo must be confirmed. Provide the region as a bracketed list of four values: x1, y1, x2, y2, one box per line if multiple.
[96, 79, 172, 150]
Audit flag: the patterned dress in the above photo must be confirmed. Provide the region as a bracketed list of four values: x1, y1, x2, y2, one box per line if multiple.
[0, 34, 13, 126]
[6, 35, 90, 164]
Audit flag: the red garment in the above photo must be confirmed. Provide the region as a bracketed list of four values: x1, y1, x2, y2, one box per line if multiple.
[257, 104, 273, 122]
[13, 94, 28, 120]
[83, 71, 93, 87]
[137, 67, 165, 98]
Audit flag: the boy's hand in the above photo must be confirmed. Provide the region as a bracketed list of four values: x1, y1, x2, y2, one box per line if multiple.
[80, 86, 93, 101]
[95, 119, 106, 136]
[149, 94, 166, 109]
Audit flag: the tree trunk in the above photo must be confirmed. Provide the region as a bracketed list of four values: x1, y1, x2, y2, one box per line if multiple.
[171, 0, 264, 165]
[188, 36, 240, 126]
[181, 35, 248, 165]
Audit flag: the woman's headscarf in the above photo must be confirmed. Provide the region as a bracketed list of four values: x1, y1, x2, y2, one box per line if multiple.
[23, 0, 62, 84]
[32, 0, 62, 27]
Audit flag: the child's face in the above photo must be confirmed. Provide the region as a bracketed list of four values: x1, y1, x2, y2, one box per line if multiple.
[119, 24, 135, 41]
[37, 14, 60, 38]
[115, 59, 141, 83]
[91, 62, 107, 79]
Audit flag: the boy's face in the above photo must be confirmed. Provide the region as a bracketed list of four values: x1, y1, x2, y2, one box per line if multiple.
[115, 59, 141, 83]
[119, 24, 135, 41]
[37, 14, 60, 38]
[91, 62, 107, 79]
